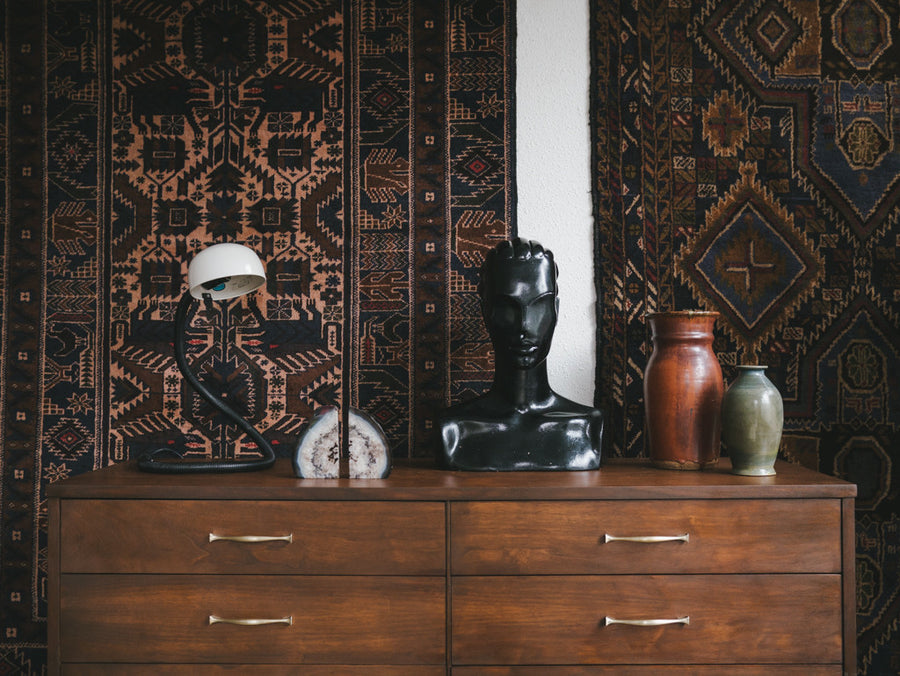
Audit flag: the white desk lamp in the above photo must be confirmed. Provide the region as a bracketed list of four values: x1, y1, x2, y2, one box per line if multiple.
[138, 243, 276, 473]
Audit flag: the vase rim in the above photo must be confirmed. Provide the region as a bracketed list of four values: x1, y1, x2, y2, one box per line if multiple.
[646, 310, 719, 318]
[736, 364, 767, 370]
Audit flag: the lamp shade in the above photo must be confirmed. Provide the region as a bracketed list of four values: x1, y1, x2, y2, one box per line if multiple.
[187, 243, 266, 300]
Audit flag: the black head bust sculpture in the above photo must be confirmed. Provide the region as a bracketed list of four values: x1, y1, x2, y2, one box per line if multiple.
[438, 238, 603, 471]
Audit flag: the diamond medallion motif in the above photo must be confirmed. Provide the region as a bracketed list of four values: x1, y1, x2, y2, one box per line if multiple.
[678, 164, 823, 350]
[747, 0, 804, 69]
[695, 201, 805, 328]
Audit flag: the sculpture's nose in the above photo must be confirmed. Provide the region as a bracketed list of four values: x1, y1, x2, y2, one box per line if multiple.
[519, 305, 541, 339]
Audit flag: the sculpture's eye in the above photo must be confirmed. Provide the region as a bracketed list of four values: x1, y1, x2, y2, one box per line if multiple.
[520, 294, 556, 335]
[489, 297, 521, 331]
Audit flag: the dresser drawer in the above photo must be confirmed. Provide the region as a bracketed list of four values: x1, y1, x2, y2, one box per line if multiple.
[60, 500, 445, 574]
[451, 574, 842, 665]
[64, 668, 446, 675]
[60, 574, 445, 664]
[451, 668, 842, 675]
[451, 499, 840, 574]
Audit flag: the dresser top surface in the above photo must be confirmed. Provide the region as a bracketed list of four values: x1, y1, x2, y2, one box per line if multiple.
[48, 457, 856, 501]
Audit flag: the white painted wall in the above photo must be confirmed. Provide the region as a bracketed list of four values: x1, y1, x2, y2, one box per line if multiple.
[516, 0, 595, 405]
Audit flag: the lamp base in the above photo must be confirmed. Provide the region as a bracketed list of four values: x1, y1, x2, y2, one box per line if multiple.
[138, 446, 276, 474]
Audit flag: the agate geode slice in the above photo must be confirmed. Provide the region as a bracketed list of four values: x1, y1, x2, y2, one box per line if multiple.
[292, 406, 391, 479]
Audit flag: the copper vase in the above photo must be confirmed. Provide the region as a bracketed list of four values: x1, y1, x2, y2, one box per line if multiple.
[643, 311, 723, 470]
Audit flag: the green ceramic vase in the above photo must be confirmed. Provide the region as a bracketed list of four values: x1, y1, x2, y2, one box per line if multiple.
[721, 365, 783, 476]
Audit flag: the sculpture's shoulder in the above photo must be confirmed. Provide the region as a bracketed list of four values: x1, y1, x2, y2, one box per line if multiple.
[547, 393, 603, 418]
[437, 397, 510, 464]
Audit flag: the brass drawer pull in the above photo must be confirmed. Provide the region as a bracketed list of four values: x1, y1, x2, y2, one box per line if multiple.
[208, 533, 293, 544]
[603, 533, 689, 544]
[604, 616, 690, 627]
[209, 615, 293, 626]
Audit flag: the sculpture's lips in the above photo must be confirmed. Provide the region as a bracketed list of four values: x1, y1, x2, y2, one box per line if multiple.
[511, 344, 539, 356]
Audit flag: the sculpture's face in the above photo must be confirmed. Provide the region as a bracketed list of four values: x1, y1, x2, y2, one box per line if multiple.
[482, 256, 558, 369]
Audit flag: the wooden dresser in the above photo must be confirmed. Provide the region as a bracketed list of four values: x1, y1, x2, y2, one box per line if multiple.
[47, 458, 856, 675]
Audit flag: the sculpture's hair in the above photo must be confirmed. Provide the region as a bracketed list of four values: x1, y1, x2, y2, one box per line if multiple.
[479, 237, 558, 299]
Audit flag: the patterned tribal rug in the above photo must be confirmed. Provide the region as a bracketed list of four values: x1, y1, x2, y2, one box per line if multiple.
[0, 0, 514, 671]
[591, 0, 899, 673]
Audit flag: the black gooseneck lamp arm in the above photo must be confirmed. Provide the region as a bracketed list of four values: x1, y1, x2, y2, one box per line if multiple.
[138, 290, 276, 473]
